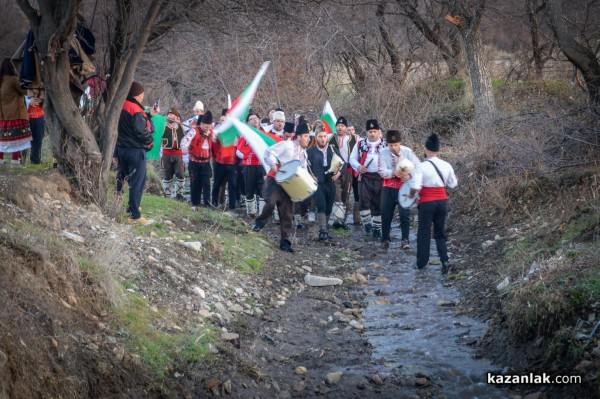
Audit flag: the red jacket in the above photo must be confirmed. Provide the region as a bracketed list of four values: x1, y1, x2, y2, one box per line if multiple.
[213, 139, 237, 165]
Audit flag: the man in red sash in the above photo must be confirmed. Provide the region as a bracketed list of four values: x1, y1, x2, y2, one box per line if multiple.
[410, 133, 458, 273]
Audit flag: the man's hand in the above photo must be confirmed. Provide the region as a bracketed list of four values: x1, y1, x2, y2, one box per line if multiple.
[270, 165, 279, 174]
[30, 97, 42, 107]
[332, 171, 341, 181]
[182, 148, 189, 155]
[359, 165, 368, 174]
[150, 106, 160, 116]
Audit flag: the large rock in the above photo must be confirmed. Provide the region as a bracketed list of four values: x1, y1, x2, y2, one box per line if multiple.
[325, 371, 343, 385]
[304, 274, 342, 287]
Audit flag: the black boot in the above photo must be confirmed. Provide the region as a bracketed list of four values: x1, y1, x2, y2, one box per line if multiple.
[252, 218, 267, 232]
[279, 239, 294, 253]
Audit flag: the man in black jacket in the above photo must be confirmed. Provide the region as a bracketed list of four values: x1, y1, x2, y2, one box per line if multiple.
[116, 81, 157, 225]
[307, 129, 343, 240]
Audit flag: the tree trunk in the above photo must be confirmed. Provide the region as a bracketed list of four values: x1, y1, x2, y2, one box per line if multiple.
[546, 0, 600, 107]
[448, 0, 497, 128]
[17, 0, 166, 205]
[525, 0, 545, 79]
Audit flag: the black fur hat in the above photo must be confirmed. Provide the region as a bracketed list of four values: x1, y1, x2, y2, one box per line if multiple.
[386, 129, 401, 144]
[295, 123, 310, 136]
[366, 119, 380, 131]
[284, 122, 295, 133]
[200, 110, 213, 124]
[336, 117, 348, 127]
[425, 133, 440, 152]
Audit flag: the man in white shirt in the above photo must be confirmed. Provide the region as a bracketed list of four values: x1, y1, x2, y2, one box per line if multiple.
[350, 119, 386, 239]
[378, 129, 420, 250]
[252, 124, 312, 253]
[328, 117, 359, 229]
[409, 133, 458, 273]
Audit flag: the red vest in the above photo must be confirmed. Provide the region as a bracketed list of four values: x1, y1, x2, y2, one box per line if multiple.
[189, 128, 212, 160]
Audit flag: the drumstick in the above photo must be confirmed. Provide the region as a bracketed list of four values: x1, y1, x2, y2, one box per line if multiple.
[358, 158, 373, 182]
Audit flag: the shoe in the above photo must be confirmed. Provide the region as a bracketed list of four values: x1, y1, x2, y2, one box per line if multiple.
[380, 241, 390, 250]
[318, 231, 333, 241]
[129, 216, 152, 226]
[441, 261, 451, 274]
[413, 263, 426, 270]
[279, 239, 294, 253]
[401, 239, 411, 250]
[332, 220, 343, 229]
[252, 219, 267, 232]
[296, 222, 305, 229]
[373, 228, 381, 240]
[364, 223, 372, 235]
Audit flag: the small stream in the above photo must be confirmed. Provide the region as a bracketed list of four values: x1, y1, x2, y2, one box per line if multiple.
[358, 228, 510, 398]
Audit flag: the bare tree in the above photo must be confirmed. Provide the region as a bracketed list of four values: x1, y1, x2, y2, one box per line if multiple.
[545, 0, 600, 107]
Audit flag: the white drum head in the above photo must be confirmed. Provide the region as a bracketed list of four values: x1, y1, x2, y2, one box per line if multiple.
[276, 160, 301, 183]
[398, 179, 418, 209]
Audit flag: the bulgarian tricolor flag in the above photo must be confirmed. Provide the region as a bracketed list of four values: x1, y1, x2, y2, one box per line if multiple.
[321, 100, 337, 135]
[215, 61, 271, 146]
[231, 119, 281, 172]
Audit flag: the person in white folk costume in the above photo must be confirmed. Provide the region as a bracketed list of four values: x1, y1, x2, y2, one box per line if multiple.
[409, 133, 458, 273]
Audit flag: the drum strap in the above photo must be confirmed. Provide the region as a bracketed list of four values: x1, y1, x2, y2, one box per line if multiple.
[426, 160, 445, 186]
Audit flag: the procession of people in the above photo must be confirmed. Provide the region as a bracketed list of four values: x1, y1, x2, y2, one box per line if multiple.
[115, 80, 458, 270]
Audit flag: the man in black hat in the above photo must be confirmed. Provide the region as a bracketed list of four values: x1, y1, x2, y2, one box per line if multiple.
[349, 119, 386, 238]
[252, 123, 312, 253]
[307, 126, 343, 240]
[409, 133, 458, 273]
[378, 129, 420, 250]
[181, 111, 214, 209]
[116, 81, 158, 225]
[282, 121, 295, 141]
[328, 116, 359, 230]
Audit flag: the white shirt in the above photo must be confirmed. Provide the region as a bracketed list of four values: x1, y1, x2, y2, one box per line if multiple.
[411, 157, 458, 190]
[264, 140, 307, 169]
[349, 138, 382, 174]
[335, 134, 353, 162]
[378, 145, 420, 179]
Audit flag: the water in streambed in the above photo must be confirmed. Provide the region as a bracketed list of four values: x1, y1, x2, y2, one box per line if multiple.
[358, 229, 510, 398]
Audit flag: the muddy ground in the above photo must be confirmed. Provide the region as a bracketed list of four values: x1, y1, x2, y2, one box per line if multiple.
[0, 168, 593, 399]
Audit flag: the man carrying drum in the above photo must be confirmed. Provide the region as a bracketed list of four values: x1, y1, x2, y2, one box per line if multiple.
[252, 123, 312, 253]
[378, 129, 420, 250]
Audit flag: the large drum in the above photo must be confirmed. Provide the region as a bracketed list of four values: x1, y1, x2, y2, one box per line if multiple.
[276, 160, 318, 202]
[398, 179, 419, 209]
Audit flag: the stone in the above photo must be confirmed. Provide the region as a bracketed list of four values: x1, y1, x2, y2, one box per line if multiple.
[371, 374, 384, 386]
[292, 382, 306, 392]
[223, 380, 232, 395]
[349, 320, 364, 331]
[575, 360, 593, 372]
[305, 274, 343, 287]
[182, 241, 202, 252]
[221, 332, 239, 341]
[437, 300, 458, 307]
[192, 286, 206, 299]
[42, 192, 51, 200]
[301, 265, 312, 273]
[482, 240, 495, 249]
[229, 304, 244, 313]
[61, 230, 85, 243]
[277, 391, 292, 399]
[325, 372, 343, 385]
[375, 275, 389, 284]
[295, 366, 307, 375]
[416, 378, 429, 386]
[198, 309, 210, 318]
[497, 277, 510, 291]
[355, 273, 368, 285]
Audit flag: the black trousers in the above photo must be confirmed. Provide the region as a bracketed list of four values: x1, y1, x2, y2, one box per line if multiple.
[256, 177, 294, 239]
[380, 186, 410, 242]
[212, 162, 238, 209]
[352, 174, 360, 202]
[237, 162, 245, 199]
[189, 160, 212, 206]
[358, 175, 382, 215]
[117, 147, 147, 219]
[416, 200, 449, 268]
[314, 181, 335, 215]
[29, 116, 45, 164]
[244, 164, 265, 199]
